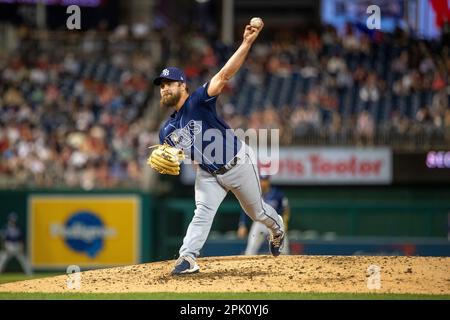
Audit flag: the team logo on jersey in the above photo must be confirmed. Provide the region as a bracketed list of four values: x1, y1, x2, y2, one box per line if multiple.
[50, 211, 117, 258]
[162, 69, 170, 76]
[168, 120, 202, 149]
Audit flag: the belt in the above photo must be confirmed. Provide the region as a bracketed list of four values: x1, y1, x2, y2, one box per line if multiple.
[212, 156, 239, 175]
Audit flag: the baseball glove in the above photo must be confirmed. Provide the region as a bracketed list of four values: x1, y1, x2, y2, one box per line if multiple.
[147, 143, 185, 175]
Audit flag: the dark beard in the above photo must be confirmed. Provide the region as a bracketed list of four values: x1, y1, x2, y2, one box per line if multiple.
[160, 92, 181, 108]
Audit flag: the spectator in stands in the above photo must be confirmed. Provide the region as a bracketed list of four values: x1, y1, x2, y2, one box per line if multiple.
[359, 73, 380, 102]
[328, 111, 343, 144]
[1, 22, 449, 188]
[356, 110, 375, 145]
[444, 109, 450, 140]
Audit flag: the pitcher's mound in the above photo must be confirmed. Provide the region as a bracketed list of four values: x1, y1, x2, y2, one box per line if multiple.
[0, 255, 448, 294]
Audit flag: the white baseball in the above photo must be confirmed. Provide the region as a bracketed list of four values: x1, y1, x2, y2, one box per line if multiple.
[250, 17, 263, 29]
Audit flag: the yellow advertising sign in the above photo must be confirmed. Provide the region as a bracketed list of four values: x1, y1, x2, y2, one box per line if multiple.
[28, 195, 140, 269]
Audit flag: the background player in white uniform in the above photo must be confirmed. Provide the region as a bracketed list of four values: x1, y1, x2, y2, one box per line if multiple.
[238, 175, 290, 255]
[153, 20, 285, 275]
[0, 212, 32, 275]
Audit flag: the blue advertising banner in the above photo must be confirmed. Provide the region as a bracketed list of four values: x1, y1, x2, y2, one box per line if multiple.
[202, 238, 450, 257]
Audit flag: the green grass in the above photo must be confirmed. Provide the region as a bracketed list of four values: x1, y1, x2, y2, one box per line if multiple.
[0, 292, 449, 300]
[0, 273, 62, 285]
[1, 273, 449, 300]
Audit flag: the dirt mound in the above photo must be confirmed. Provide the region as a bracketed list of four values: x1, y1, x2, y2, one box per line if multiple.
[0, 255, 449, 294]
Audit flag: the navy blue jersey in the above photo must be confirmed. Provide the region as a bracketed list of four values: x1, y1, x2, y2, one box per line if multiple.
[2, 225, 23, 243]
[159, 82, 241, 174]
[239, 187, 289, 226]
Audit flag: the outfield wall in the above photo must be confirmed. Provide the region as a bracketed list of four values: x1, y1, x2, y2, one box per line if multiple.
[0, 186, 449, 271]
[201, 238, 450, 257]
[154, 187, 450, 260]
[0, 190, 152, 271]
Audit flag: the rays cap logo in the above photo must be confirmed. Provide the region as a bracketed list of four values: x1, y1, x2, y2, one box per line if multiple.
[50, 211, 117, 258]
[153, 67, 186, 85]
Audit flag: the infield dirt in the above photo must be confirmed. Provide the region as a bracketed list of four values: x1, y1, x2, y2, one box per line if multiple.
[0, 255, 448, 294]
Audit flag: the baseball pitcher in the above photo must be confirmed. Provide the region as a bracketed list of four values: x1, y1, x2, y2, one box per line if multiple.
[148, 19, 285, 275]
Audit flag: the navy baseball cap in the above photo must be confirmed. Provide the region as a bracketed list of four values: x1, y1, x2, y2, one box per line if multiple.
[8, 212, 18, 221]
[153, 67, 186, 85]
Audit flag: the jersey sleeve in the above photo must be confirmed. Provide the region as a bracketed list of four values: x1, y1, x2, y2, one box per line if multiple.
[158, 120, 175, 146]
[17, 228, 23, 241]
[158, 129, 165, 144]
[193, 82, 218, 107]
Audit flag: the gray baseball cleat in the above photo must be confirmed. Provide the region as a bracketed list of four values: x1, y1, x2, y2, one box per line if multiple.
[269, 232, 285, 257]
[171, 256, 200, 275]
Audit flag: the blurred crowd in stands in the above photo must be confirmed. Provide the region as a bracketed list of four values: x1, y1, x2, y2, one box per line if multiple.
[0, 23, 449, 188]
